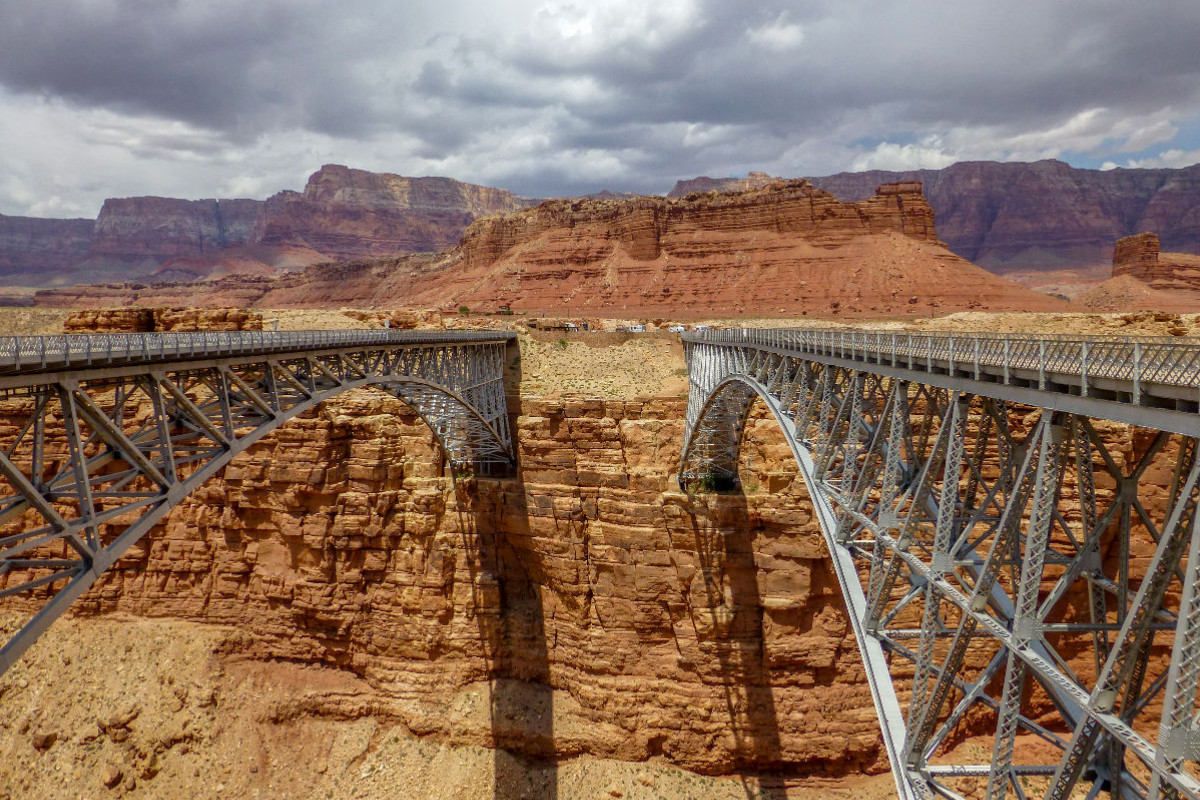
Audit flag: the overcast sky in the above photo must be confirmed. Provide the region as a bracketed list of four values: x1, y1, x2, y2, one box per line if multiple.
[3, 0, 1200, 218]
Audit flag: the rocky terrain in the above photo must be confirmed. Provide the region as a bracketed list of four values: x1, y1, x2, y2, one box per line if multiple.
[0, 166, 534, 287]
[0, 308, 1197, 799]
[668, 160, 1200, 274]
[34, 180, 1070, 317]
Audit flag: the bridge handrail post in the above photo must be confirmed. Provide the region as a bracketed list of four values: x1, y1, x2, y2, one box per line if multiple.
[974, 337, 981, 380]
[1081, 341, 1090, 397]
[1004, 339, 1011, 384]
[1039, 340, 1047, 390]
[927, 336, 932, 373]
[948, 337, 955, 376]
[1134, 342, 1142, 404]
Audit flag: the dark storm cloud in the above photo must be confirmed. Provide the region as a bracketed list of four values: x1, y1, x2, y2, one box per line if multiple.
[3, 0, 1200, 215]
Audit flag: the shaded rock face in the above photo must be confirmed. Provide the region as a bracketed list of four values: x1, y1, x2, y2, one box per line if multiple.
[89, 197, 261, 267]
[39, 393, 883, 778]
[0, 214, 95, 286]
[807, 160, 1200, 272]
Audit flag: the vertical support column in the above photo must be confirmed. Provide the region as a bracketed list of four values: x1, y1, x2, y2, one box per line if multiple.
[984, 415, 1065, 800]
[905, 392, 969, 767]
[865, 381, 910, 633]
[1149, 498, 1200, 800]
[57, 384, 99, 551]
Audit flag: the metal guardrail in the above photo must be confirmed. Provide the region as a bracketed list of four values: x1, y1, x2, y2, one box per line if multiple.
[0, 328, 517, 375]
[683, 327, 1200, 402]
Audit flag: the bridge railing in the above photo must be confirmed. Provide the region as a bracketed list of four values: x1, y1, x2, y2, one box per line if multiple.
[0, 328, 516, 374]
[683, 327, 1200, 396]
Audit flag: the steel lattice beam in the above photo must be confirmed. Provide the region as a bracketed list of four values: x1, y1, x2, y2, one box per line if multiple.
[680, 329, 1200, 800]
[0, 329, 516, 675]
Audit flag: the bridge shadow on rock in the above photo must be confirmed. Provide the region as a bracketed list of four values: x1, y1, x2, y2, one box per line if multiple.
[680, 485, 787, 800]
[454, 337, 558, 800]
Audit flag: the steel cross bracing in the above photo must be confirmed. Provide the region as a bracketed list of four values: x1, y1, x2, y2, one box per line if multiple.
[680, 328, 1200, 800]
[0, 329, 516, 674]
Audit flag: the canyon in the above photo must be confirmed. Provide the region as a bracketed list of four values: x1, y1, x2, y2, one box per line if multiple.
[0, 330, 890, 799]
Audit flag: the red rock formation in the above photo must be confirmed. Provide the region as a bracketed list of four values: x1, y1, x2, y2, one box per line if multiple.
[34, 180, 1071, 317]
[402, 179, 1065, 316]
[1112, 232, 1163, 278]
[62, 307, 263, 332]
[1111, 231, 1200, 289]
[2, 166, 534, 288]
[808, 160, 1200, 272]
[250, 165, 537, 260]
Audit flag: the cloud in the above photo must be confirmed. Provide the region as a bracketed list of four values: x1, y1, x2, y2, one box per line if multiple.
[1105, 148, 1200, 170]
[2, 0, 1200, 216]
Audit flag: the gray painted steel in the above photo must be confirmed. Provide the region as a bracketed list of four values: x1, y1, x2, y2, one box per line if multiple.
[0, 329, 516, 674]
[681, 328, 1200, 800]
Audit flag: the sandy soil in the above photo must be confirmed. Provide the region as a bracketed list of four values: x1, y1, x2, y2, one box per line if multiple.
[0, 615, 898, 800]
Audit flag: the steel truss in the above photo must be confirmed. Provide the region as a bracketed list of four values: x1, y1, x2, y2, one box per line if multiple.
[0, 330, 516, 674]
[681, 331, 1200, 800]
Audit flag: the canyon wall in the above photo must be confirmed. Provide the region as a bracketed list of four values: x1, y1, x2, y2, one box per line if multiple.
[702, 159, 1200, 273]
[11, 391, 881, 781]
[2, 166, 534, 287]
[251, 166, 537, 260]
[0, 213, 95, 287]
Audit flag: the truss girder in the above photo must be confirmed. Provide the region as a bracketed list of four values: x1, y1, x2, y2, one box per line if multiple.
[680, 335, 1200, 800]
[0, 334, 515, 674]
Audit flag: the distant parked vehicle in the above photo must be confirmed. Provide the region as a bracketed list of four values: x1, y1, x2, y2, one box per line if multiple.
[668, 325, 686, 333]
[691, 325, 711, 332]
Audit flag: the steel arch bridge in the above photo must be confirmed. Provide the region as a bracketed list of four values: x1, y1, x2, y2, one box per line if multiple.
[681, 328, 1200, 800]
[0, 328, 516, 674]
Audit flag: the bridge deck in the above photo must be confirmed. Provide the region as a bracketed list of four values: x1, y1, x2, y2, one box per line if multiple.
[684, 327, 1200, 435]
[0, 328, 516, 379]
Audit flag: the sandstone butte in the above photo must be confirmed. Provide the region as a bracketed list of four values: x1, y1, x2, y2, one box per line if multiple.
[35, 179, 1071, 318]
[1078, 230, 1200, 311]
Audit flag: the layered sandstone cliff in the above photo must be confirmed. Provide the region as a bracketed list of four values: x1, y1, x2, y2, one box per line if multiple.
[251, 166, 537, 260]
[0, 390, 883, 797]
[399, 179, 1063, 316]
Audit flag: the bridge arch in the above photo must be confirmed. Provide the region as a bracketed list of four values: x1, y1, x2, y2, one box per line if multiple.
[0, 330, 516, 673]
[680, 330, 1200, 800]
